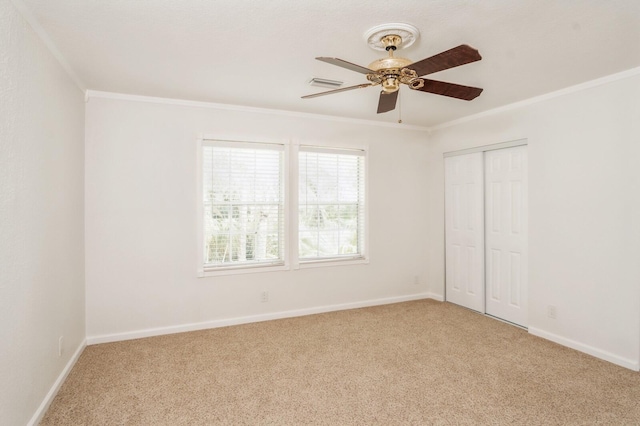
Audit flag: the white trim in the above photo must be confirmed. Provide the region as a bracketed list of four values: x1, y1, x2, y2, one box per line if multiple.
[199, 263, 289, 278]
[201, 139, 285, 151]
[289, 142, 301, 270]
[443, 139, 528, 157]
[295, 139, 369, 152]
[10, 0, 86, 92]
[298, 257, 369, 269]
[86, 293, 431, 345]
[27, 340, 86, 426]
[529, 327, 639, 372]
[85, 90, 431, 132]
[196, 136, 205, 276]
[431, 66, 640, 131]
[299, 145, 366, 156]
[282, 140, 291, 271]
[363, 146, 370, 263]
[424, 292, 445, 302]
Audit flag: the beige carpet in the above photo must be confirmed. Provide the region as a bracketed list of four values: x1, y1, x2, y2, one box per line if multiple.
[41, 300, 640, 425]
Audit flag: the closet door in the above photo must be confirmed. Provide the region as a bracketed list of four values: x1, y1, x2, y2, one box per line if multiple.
[444, 153, 485, 312]
[484, 146, 528, 326]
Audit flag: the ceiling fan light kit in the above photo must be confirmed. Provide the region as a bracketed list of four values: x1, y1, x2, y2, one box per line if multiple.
[303, 23, 483, 115]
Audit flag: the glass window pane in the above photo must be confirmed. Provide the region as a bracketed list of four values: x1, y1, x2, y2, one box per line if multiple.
[298, 149, 365, 261]
[203, 143, 284, 268]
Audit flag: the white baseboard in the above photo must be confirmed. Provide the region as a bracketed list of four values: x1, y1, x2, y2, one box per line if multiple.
[528, 327, 639, 371]
[28, 339, 87, 426]
[424, 292, 445, 302]
[87, 293, 434, 345]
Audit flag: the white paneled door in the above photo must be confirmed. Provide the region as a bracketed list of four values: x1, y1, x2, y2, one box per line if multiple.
[444, 145, 528, 327]
[444, 153, 485, 313]
[484, 147, 528, 326]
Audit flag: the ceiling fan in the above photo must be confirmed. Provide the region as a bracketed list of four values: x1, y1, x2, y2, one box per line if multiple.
[302, 32, 483, 114]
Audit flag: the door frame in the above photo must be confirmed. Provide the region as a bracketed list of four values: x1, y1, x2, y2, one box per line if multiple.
[443, 139, 528, 159]
[443, 139, 528, 326]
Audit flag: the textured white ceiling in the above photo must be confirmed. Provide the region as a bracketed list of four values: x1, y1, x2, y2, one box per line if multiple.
[18, 0, 640, 127]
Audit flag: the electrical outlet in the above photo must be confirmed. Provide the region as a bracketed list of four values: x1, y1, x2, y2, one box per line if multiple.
[547, 305, 557, 319]
[58, 336, 64, 357]
[413, 275, 420, 285]
[261, 291, 269, 303]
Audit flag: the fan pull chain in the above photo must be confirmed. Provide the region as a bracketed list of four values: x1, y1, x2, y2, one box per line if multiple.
[398, 90, 403, 124]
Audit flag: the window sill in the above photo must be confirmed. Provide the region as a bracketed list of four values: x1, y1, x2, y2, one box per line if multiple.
[296, 257, 369, 269]
[198, 256, 369, 277]
[198, 263, 289, 277]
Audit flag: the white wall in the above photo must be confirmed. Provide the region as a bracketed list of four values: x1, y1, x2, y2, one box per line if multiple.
[0, 0, 86, 424]
[84, 95, 430, 340]
[425, 71, 640, 369]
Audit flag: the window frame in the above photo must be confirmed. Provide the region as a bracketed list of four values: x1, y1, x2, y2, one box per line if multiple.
[197, 136, 290, 277]
[292, 143, 369, 270]
[197, 136, 368, 277]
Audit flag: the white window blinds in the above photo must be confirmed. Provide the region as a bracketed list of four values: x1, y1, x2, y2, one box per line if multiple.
[298, 147, 366, 261]
[202, 141, 285, 269]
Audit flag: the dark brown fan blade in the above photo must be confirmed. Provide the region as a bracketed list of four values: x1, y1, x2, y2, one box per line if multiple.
[302, 83, 374, 99]
[316, 57, 373, 74]
[377, 90, 398, 113]
[405, 45, 482, 77]
[414, 79, 483, 100]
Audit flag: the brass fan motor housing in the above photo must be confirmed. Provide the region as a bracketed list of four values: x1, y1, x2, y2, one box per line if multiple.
[367, 56, 413, 72]
[364, 34, 425, 93]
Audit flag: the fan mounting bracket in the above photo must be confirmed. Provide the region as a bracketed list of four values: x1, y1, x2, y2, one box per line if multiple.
[364, 23, 420, 51]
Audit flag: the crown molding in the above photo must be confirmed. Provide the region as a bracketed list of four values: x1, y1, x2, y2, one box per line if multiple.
[10, 0, 86, 92]
[85, 90, 431, 132]
[431, 66, 640, 132]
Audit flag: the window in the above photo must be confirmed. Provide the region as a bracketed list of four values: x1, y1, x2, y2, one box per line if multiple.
[199, 139, 367, 275]
[201, 141, 285, 271]
[298, 147, 366, 262]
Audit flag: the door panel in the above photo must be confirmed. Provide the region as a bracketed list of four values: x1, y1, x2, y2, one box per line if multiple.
[444, 153, 485, 312]
[484, 146, 528, 326]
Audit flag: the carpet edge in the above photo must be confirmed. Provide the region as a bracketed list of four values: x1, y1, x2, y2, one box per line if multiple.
[27, 339, 87, 426]
[86, 293, 437, 345]
[529, 326, 639, 371]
